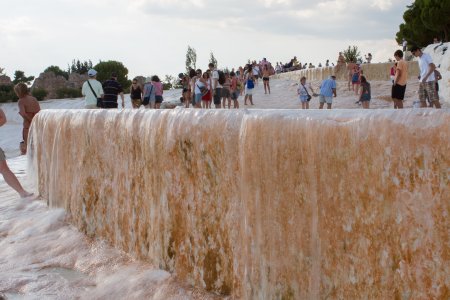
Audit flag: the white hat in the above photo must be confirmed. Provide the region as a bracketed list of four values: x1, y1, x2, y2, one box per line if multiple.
[88, 69, 97, 77]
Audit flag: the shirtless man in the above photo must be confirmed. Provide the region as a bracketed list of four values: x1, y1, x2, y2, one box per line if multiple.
[0, 108, 33, 198]
[14, 83, 40, 154]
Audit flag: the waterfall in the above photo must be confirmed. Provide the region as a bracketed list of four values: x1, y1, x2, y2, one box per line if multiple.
[29, 108, 449, 299]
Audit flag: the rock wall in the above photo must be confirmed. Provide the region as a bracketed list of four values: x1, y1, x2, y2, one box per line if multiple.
[273, 61, 420, 82]
[31, 72, 88, 99]
[29, 109, 449, 299]
[0, 75, 12, 86]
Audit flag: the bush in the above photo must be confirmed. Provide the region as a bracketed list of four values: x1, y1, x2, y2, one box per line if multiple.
[32, 88, 48, 101]
[0, 85, 17, 103]
[56, 87, 82, 99]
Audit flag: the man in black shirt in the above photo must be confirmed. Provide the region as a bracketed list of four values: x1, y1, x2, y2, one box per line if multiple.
[102, 73, 125, 109]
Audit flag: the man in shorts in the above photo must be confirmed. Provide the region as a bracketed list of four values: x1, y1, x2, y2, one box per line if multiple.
[319, 75, 337, 109]
[0, 108, 33, 198]
[209, 63, 222, 109]
[410, 46, 441, 109]
[392, 50, 408, 109]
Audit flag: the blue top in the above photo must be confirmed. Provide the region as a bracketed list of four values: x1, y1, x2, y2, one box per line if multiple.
[320, 77, 336, 97]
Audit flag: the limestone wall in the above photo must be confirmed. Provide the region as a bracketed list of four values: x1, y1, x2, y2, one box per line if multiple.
[29, 109, 449, 299]
[273, 61, 420, 82]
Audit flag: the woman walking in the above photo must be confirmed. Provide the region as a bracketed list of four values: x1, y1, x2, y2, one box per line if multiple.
[297, 76, 314, 109]
[262, 65, 271, 94]
[129, 78, 142, 108]
[152, 75, 163, 109]
[244, 65, 255, 105]
[358, 76, 371, 109]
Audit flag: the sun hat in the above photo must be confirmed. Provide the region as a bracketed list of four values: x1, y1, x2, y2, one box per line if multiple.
[87, 69, 97, 77]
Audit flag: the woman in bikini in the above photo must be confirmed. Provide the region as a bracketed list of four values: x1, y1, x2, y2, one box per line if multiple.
[262, 65, 271, 94]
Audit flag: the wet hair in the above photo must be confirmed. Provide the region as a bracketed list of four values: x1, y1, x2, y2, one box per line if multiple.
[360, 75, 367, 84]
[394, 50, 403, 58]
[189, 69, 196, 78]
[14, 82, 29, 98]
[151, 75, 160, 82]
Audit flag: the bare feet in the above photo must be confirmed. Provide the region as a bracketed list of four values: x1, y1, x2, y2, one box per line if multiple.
[20, 191, 34, 199]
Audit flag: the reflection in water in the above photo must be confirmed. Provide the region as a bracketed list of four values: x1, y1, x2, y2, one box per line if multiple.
[29, 108, 449, 299]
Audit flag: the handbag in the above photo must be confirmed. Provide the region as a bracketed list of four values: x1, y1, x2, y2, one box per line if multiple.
[302, 84, 312, 101]
[142, 84, 154, 106]
[87, 80, 103, 108]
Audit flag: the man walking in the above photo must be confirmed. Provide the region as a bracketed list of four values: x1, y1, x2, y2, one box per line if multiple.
[392, 50, 408, 109]
[319, 75, 337, 109]
[81, 69, 104, 109]
[102, 72, 125, 109]
[410, 46, 441, 108]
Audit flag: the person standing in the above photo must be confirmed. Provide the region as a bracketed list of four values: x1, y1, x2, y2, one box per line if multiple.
[14, 83, 40, 155]
[359, 76, 371, 109]
[392, 50, 408, 109]
[230, 71, 240, 109]
[142, 77, 156, 109]
[102, 72, 124, 109]
[0, 108, 33, 198]
[82, 69, 104, 109]
[244, 65, 255, 105]
[152, 75, 163, 109]
[262, 65, 271, 94]
[297, 76, 314, 109]
[351, 64, 361, 95]
[194, 69, 206, 109]
[410, 46, 441, 109]
[319, 75, 337, 109]
[209, 63, 222, 109]
[129, 78, 142, 108]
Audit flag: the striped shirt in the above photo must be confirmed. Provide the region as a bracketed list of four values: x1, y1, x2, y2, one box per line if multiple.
[102, 79, 123, 108]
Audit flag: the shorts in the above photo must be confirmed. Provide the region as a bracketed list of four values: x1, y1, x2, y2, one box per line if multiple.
[131, 98, 142, 107]
[0, 147, 5, 161]
[360, 93, 371, 102]
[263, 77, 269, 81]
[84, 104, 98, 109]
[419, 81, 438, 103]
[391, 84, 406, 100]
[299, 95, 308, 103]
[319, 95, 333, 104]
[195, 93, 202, 104]
[103, 102, 118, 109]
[155, 95, 163, 104]
[245, 87, 253, 95]
[222, 89, 231, 98]
[213, 88, 222, 105]
[231, 90, 239, 100]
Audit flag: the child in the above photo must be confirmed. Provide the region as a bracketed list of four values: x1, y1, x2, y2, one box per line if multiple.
[15, 83, 41, 155]
[359, 76, 371, 109]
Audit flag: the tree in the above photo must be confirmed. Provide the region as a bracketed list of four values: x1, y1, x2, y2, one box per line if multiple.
[395, 0, 449, 48]
[209, 51, 218, 68]
[0, 67, 5, 76]
[185, 45, 197, 73]
[93, 60, 131, 88]
[69, 59, 93, 74]
[44, 65, 69, 79]
[342, 46, 361, 63]
[12, 70, 34, 85]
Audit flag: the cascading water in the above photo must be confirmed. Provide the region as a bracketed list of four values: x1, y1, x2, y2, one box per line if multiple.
[29, 108, 449, 299]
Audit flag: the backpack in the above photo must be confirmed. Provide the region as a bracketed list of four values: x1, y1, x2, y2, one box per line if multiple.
[218, 70, 226, 85]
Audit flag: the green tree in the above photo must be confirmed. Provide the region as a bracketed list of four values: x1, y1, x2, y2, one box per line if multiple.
[163, 75, 175, 90]
[396, 0, 449, 48]
[69, 59, 93, 74]
[44, 65, 69, 79]
[209, 51, 218, 68]
[93, 60, 131, 88]
[342, 46, 361, 63]
[12, 70, 34, 85]
[185, 45, 197, 73]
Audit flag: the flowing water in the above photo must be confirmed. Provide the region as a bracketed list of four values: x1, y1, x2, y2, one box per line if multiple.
[26, 108, 449, 299]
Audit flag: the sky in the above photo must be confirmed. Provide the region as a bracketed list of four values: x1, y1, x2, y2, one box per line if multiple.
[0, 0, 412, 81]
